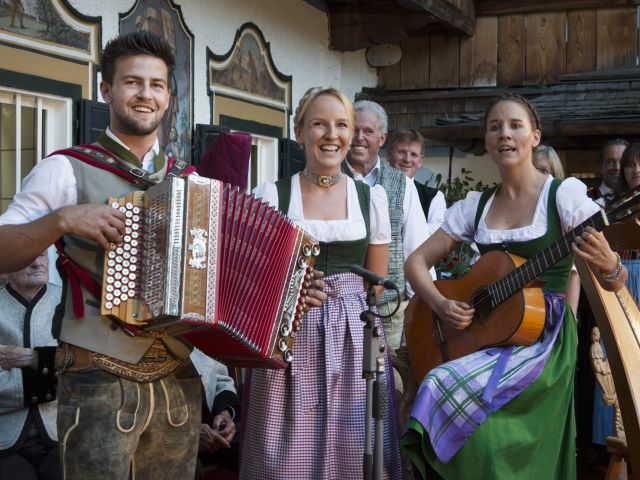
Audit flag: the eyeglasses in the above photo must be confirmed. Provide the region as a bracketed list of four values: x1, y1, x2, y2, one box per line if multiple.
[536, 166, 553, 176]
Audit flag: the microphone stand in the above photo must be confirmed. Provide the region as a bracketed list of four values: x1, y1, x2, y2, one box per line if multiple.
[357, 270, 400, 480]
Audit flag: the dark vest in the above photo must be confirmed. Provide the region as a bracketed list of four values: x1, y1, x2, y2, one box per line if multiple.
[414, 180, 439, 220]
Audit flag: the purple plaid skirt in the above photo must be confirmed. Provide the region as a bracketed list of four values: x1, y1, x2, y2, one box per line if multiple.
[240, 272, 402, 479]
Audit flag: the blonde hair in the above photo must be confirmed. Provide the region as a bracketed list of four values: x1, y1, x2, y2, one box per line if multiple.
[293, 86, 354, 131]
[533, 145, 565, 179]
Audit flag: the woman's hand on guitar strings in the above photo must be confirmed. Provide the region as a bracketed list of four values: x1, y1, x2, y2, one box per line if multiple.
[434, 297, 475, 330]
[572, 227, 619, 275]
[304, 270, 327, 308]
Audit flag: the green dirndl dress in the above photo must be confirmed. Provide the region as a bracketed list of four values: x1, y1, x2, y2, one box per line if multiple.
[402, 179, 577, 479]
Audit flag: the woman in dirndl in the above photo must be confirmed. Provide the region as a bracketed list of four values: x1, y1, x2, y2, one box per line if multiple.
[239, 87, 402, 479]
[402, 93, 628, 479]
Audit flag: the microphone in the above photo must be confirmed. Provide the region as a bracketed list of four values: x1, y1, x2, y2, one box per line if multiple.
[350, 265, 397, 290]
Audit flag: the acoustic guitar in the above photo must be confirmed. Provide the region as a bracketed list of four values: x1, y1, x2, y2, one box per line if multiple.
[405, 184, 640, 383]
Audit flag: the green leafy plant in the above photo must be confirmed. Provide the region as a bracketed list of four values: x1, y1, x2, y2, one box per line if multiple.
[434, 168, 495, 279]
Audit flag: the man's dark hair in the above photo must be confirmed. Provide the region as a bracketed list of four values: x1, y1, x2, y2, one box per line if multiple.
[101, 31, 175, 85]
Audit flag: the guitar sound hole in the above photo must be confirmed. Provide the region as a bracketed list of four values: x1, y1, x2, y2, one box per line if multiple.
[471, 288, 493, 322]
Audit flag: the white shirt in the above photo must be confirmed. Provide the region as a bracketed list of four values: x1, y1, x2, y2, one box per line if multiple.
[442, 176, 600, 244]
[345, 158, 434, 287]
[598, 182, 613, 198]
[253, 174, 390, 244]
[0, 128, 160, 226]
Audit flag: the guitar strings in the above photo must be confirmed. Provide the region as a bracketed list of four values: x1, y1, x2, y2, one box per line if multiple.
[470, 213, 607, 313]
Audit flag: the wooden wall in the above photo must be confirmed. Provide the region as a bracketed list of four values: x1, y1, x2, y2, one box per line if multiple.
[379, 6, 639, 89]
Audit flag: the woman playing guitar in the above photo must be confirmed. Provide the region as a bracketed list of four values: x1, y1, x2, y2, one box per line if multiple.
[402, 94, 628, 479]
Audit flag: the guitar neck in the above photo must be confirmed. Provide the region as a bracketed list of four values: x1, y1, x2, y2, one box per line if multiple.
[489, 209, 609, 306]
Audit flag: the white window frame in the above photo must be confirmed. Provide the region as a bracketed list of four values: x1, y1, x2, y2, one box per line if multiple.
[0, 86, 73, 194]
[244, 133, 279, 191]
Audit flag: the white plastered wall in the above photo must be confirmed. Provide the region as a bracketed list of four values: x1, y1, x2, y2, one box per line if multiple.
[68, 0, 377, 137]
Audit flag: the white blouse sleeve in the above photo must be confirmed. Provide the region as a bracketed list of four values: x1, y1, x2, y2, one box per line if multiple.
[369, 184, 390, 244]
[252, 182, 279, 209]
[556, 177, 601, 232]
[440, 191, 483, 243]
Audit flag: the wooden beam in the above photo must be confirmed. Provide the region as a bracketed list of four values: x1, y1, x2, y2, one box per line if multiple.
[396, 0, 476, 35]
[559, 119, 640, 136]
[477, 0, 639, 16]
[329, 5, 440, 51]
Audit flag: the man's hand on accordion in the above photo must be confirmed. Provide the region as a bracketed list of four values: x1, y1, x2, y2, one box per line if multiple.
[304, 270, 327, 308]
[54, 204, 126, 250]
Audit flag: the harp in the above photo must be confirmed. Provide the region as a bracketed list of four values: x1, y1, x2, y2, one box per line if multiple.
[575, 236, 640, 474]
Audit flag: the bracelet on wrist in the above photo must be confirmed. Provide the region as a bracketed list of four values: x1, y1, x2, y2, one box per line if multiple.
[602, 252, 622, 281]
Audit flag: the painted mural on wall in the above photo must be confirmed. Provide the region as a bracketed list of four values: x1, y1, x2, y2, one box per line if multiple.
[0, 0, 91, 52]
[210, 24, 290, 108]
[120, 0, 193, 162]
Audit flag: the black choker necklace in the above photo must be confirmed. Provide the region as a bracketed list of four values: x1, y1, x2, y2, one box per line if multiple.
[302, 168, 343, 187]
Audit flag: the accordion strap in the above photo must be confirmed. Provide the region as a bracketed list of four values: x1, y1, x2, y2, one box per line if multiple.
[50, 144, 196, 187]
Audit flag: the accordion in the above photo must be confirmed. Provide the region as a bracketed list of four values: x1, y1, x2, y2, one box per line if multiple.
[101, 175, 319, 368]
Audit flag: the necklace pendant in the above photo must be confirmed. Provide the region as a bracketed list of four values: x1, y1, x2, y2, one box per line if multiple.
[302, 168, 343, 188]
[318, 175, 333, 188]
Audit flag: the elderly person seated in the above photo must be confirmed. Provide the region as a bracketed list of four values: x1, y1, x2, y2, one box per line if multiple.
[190, 348, 241, 479]
[0, 252, 61, 480]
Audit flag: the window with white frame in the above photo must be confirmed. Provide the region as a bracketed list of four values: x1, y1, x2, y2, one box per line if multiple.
[0, 86, 72, 213]
[246, 133, 279, 192]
